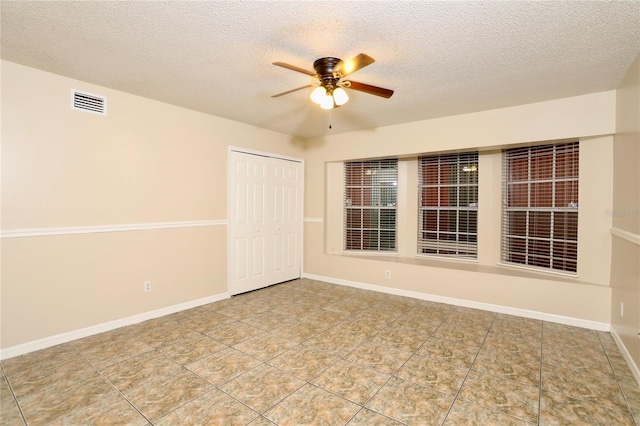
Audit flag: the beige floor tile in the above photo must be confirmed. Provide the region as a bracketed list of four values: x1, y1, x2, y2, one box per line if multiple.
[203, 321, 265, 345]
[270, 321, 328, 343]
[619, 379, 640, 414]
[272, 302, 324, 319]
[346, 340, 413, 374]
[396, 354, 469, 396]
[301, 309, 350, 327]
[392, 316, 441, 334]
[490, 321, 543, 340]
[542, 363, 628, 413]
[47, 392, 148, 426]
[0, 377, 24, 426]
[179, 312, 235, 332]
[333, 318, 389, 339]
[81, 338, 155, 369]
[431, 325, 488, 347]
[137, 325, 202, 349]
[481, 332, 542, 356]
[540, 389, 634, 425]
[216, 302, 268, 320]
[232, 333, 298, 361]
[444, 398, 532, 425]
[158, 332, 228, 364]
[458, 370, 539, 424]
[267, 346, 339, 381]
[417, 336, 479, 367]
[304, 330, 365, 357]
[154, 388, 259, 426]
[18, 375, 118, 425]
[323, 299, 371, 316]
[101, 350, 182, 391]
[4, 280, 635, 425]
[371, 326, 429, 352]
[264, 383, 360, 426]
[7, 356, 97, 399]
[220, 364, 305, 413]
[248, 416, 278, 425]
[312, 360, 390, 405]
[366, 376, 453, 425]
[473, 349, 541, 387]
[1, 344, 79, 377]
[241, 311, 300, 331]
[356, 308, 404, 324]
[122, 368, 212, 421]
[186, 347, 262, 385]
[346, 408, 403, 425]
[608, 354, 638, 382]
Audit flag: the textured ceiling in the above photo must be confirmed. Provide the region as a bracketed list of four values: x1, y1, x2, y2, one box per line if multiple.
[2, 1, 639, 138]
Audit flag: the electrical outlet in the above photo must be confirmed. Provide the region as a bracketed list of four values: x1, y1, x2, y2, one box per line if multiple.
[385, 270, 391, 279]
[144, 281, 152, 292]
[620, 301, 624, 317]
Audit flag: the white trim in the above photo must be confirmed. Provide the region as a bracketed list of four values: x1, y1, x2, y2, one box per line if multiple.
[304, 218, 324, 223]
[0, 292, 230, 360]
[0, 220, 227, 239]
[610, 327, 640, 386]
[611, 227, 640, 246]
[302, 272, 610, 331]
[227, 146, 303, 164]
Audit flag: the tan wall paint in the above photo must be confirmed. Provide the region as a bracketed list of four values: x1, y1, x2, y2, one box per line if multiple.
[308, 90, 617, 324]
[1, 61, 303, 350]
[610, 54, 640, 369]
[0, 58, 625, 353]
[1, 227, 225, 347]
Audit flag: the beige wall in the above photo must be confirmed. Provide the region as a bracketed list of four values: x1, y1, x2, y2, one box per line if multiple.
[307, 91, 617, 324]
[610, 54, 640, 369]
[0, 58, 630, 355]
[1, 61, 303, 350]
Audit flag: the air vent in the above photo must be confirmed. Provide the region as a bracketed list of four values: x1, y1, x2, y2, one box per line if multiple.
[71, 90, 107, 115]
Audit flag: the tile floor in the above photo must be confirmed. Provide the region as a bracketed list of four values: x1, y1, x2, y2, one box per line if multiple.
[1, 278, 639, 425]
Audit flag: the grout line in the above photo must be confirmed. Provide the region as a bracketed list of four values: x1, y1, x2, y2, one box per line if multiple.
[598, 331, 637, 422]
[0, 364, 29, 426]
[439, 310, 495, 425]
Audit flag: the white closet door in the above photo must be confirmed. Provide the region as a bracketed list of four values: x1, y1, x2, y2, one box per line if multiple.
[228, 150, 302, 295]
[270, 159, 302, 284]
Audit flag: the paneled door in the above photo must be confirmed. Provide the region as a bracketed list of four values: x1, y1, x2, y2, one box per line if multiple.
[228, 149, 302, 295]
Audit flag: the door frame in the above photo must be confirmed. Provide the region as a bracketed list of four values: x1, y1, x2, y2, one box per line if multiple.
[227, 146, 304, 295]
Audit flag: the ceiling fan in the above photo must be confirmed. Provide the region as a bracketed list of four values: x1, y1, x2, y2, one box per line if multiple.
[271, 53, 394, 109]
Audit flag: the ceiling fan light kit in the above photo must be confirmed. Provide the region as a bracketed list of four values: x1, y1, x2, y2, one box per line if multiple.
[272, 53, 394, 110]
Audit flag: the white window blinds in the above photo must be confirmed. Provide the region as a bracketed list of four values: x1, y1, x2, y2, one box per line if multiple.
[502, 142, 579, 273]
[418, 152, 479, 259]
[344, 160, 398, 252]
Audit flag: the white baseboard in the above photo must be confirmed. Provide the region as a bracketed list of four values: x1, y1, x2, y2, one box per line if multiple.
[610, 327, 640, 386]
[0, 292, 230, 361]
[302, 273, 610, 332]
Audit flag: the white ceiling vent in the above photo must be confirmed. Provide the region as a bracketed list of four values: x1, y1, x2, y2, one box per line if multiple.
[71, 89, 106, 115]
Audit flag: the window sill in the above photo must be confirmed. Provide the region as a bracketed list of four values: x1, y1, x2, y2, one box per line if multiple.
[330, 253, 595, 285]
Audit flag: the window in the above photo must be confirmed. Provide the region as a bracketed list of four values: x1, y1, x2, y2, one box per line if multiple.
[344, 159, 398, 251]
[502, 142, 579, 273]
[418, 152, 478, 259]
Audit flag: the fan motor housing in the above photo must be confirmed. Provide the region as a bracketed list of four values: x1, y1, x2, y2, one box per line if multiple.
[313, 57, 341, 77]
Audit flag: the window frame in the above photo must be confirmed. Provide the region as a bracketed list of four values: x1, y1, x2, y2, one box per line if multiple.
[501, 142, 579, 274]
[417, 152, 479, 260]
[344, 159, 398, 253]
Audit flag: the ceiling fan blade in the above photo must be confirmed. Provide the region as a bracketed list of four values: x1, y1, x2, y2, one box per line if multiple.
[344, 80, 394, 98]
[271, 84, 313, 98]
[272, 62, 317, 77]
[334, 53, 375, 78]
